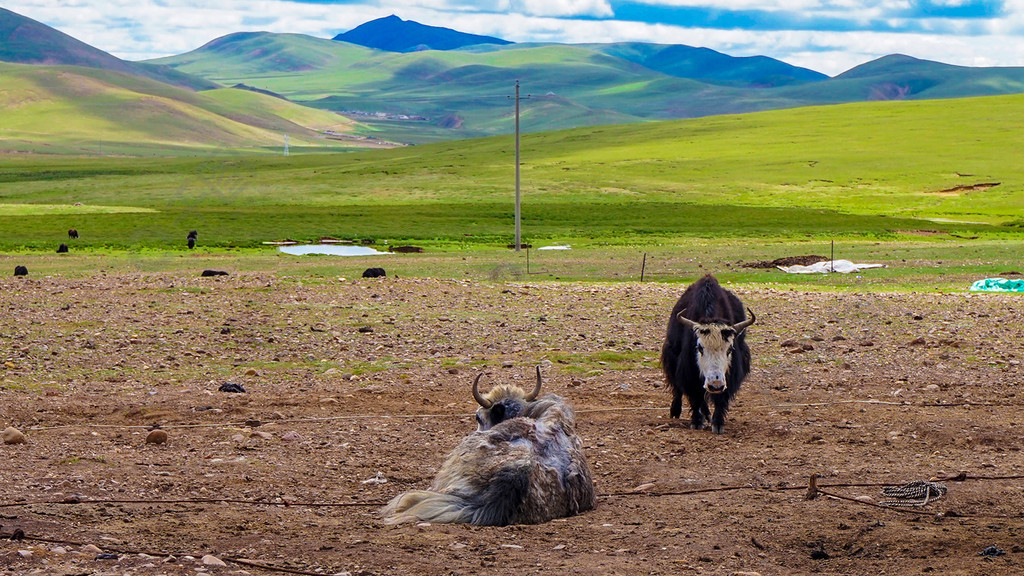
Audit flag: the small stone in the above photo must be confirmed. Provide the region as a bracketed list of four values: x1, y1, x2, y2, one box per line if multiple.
[2, 427, 26, 444]
[925, 384, 940, 392]
[357, 326, 373, 333]
[244, 369, 258, 376]
[552, 544, 566, 550]
[281, 431, 303, 442]
[732, 572, 763, 576]
[81, 544, 103, 554]
[18, 550, 32, 558]
[632, 482, 656, 492]
[202, 554, 228, 567]
[230, 434, 246, 442]
[250, 431, 274, 440]
[855, 495, 875, 503]
[146, 429, 169, 444]
[909, 337, 927, 346]
[319, 397, 339, 404]
[502, 360, 514, 368]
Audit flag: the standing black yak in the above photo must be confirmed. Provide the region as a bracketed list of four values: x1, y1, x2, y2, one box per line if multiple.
[382, 368, 595, 526]
[661, 275, 755, 434]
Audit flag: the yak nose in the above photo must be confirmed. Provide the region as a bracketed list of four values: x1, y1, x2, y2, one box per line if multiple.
[705, 380, 727, 394]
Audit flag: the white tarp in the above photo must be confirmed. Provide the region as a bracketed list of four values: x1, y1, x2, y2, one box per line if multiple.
[778, 259, 886, 274]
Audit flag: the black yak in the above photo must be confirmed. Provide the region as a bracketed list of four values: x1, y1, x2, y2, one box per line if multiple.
[382, 368, 595, 526]
[661, 275, 755, 434]
[56, 243, 69, 253]
[362, 267, 386, 278]
[14, 265, 28, 277]
[68, 228, 79, 239]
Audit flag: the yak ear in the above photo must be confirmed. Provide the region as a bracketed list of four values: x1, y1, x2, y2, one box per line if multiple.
[490, 403, 505, 424]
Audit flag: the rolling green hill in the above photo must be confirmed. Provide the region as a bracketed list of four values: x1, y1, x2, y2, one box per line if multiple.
[0, 7, 215, 90]
[150, 31, 1024, 144]
[0, 61, 366, 155]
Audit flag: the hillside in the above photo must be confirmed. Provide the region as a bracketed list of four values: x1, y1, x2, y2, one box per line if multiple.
[583, 42, 827, 87]
[334, 14, 512, 52]
[0, 7, 215, 90]
[150, 24, 1024, 144]
[0, 61, 365, 155]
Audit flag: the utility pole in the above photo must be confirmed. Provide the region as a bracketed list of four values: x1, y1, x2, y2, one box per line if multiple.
[514, 80, 522, 252]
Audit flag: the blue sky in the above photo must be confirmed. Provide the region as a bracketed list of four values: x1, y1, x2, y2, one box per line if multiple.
[4, 0, 1022, 75]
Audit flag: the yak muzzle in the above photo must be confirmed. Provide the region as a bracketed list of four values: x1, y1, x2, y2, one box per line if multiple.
[704, 380, 727, 394]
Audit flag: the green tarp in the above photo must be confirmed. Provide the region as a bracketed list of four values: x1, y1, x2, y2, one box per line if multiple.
[969, 278, 1024, 292]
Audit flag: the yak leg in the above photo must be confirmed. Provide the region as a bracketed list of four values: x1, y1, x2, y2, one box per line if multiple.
[686, 389, 709, 430]
[710, 394, 730, 435]
[670, 387, 683, 419]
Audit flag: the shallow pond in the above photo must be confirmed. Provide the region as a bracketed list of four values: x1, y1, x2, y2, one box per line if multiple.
[278, 245, 391, 256]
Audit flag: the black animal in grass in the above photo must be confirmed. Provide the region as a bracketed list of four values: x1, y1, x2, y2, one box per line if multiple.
[14, 265, 28, 277]
[382, 368, 595, 526]
[187, 230, 197, 249]
[661, 275, 756, 434]
[68, 228, 79, 239]
[56, 243, 68, 253]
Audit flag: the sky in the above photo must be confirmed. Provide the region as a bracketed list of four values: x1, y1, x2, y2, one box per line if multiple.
[4, 0, 1024, 76]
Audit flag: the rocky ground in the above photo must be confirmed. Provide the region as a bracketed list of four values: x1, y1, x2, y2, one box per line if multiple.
[1, 272, 1023, 576]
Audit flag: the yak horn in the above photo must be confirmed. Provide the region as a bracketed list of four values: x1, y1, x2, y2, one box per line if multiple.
[525, 366, 543, 401]
[472, 374, 492, 408]
[676, 309, 699, 329]
[733, 308, 756, 333]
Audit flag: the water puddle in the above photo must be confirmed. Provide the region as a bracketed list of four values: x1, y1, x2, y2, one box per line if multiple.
[278, 245, 391, 256]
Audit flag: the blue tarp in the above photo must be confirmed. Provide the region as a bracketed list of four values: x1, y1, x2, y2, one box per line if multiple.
[969, 278, 1024, 292]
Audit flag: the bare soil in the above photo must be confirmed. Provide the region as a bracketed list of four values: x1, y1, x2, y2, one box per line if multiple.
[2, 273, 1023, 576]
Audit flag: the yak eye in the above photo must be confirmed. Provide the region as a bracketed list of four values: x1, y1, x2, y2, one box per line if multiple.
[476, 414, 483, 424]
[695, 343, 704, 354]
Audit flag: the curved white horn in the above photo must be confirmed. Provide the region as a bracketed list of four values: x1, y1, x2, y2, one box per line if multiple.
[676, 309, 699, 329]
[472, 373, 492, 408]
[525, 366, 543, 401]
[733, 308, 756, 333]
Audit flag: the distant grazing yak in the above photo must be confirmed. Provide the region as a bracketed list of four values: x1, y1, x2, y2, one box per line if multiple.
[661, 275, 755, 434]
[68, 228, 79, 239]
[362, 267, 386, 278]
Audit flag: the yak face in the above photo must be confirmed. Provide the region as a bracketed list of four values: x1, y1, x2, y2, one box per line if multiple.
[678, 309, 755, 394]
[692, 323, 737, 394]
[473, 368, 543, 431]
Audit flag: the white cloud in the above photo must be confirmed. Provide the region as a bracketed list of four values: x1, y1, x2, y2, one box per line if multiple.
[5, 0, 1024, 74]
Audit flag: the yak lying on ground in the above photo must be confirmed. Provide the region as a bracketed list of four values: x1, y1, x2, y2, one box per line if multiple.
[661, 275, 755, 434]
[382, 368, 595, 526]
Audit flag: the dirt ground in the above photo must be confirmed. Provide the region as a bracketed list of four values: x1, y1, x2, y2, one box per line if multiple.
[1, 272, 1023, 576]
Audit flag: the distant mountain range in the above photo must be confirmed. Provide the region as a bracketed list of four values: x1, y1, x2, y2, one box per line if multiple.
[334, 15, 512, 52]
[5, 8, 1024, 150]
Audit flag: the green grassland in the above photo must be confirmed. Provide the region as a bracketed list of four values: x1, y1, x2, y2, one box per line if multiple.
[0, 62, 365, 154]
[2, 94, 1024, 288]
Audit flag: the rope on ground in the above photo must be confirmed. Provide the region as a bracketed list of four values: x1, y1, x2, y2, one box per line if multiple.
[18, 398, 1006, 433]
[0, 529, 332, 576]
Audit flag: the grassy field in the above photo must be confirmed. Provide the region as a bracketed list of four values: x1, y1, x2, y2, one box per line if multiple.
[2, 94, 1023, 288]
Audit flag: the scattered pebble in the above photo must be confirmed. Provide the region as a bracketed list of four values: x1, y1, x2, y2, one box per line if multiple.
[281, 430, 303, 442]
[250, 431, 274, 440]
[81, 544, 103, 554]
[2, 427, 26, 444]
[202, 554, 228, 566]
[146, 429, 169, 444]
[17, 550, 32, 558]
[632, 482, 656, 492]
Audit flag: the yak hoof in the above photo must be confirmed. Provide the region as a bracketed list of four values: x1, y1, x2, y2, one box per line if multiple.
[711, 424, 726, 434]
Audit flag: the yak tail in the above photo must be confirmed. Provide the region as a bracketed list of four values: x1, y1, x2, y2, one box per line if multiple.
[382, 466, 530, 526]
[381, 490, 475, 525]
